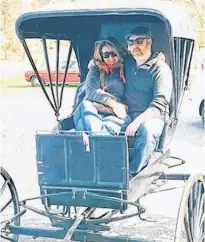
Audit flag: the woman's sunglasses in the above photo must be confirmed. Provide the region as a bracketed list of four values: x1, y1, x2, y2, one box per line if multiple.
[127, 37, 148, 46]
[102, 51, 118, 58]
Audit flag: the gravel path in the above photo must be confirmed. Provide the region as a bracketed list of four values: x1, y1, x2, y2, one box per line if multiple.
[1, 71, 204, 241]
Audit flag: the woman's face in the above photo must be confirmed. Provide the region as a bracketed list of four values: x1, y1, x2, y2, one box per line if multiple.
[101, 45, 119, 66]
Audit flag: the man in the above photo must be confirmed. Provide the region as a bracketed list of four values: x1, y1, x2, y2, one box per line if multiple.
[107, 26, 173, 176]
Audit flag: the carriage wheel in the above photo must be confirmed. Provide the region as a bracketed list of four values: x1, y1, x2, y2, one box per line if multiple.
[0, 167, 20, 241]
[174, 174, 205, 242]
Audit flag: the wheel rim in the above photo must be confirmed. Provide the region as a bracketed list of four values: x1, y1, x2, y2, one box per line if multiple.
[175, 174, 205, 242]
[0, 167, 20, 241]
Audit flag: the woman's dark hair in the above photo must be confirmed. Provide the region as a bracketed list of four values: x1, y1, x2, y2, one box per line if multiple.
[106, 37, 127, 57]
[93, 37, 127, 66]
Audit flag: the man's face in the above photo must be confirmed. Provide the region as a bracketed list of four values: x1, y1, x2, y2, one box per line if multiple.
[127, 35, 152, 60]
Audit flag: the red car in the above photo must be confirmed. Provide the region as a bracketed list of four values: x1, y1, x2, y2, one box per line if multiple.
[24, 60, 80, 87]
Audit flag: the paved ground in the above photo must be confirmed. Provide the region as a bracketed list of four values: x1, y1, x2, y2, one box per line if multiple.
[0, 70, 204, 241]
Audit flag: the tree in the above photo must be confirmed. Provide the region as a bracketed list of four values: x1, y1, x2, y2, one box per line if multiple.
[0, 0, 56, 59]
[0, 0, 23, 59]
[174, 0, 205, 47]
[0, 0, 204, 59]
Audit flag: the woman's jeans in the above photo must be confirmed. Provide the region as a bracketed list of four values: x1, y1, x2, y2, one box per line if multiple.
[74, 100, 165, 174]
[73, 100, 131, 133]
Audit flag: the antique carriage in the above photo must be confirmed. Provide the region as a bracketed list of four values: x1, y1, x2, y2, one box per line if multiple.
[1, 0, 204, 241]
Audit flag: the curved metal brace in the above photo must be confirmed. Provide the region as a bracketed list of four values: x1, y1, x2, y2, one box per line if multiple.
[86, 192, 145, 224]
[19, 190, 146, 226]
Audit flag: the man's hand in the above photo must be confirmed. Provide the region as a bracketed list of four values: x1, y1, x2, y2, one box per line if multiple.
[125, 107, 159, 136]
[125, 119, 141, 136]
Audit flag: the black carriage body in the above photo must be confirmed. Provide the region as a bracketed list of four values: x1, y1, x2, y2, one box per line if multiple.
[15, 0, 196, 207]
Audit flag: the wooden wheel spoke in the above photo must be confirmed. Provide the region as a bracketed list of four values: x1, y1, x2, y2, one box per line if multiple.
[195, 190, 205, 242]
[0, 197, 13, 213]
[0, 179, 9, 196]
[184, 219, 193, 241]
[188, 188, 195, 237]
[192, 182, 203, 239]
[198, 233, 205, 242]
[198, 193, 205, 229]
[1, 167, 20, 242]
[199, 213, 205, 230]
[184, 206, 194, 242]
[195, 183, 203, 227]
[192, 183, 199, 237]
[175, 174, 205, 242]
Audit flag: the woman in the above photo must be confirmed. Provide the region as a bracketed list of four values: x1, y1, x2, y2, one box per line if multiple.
[74, 38, 131, 133]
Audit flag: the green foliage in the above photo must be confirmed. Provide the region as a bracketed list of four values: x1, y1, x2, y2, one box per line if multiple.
[1, 75, 28, 88]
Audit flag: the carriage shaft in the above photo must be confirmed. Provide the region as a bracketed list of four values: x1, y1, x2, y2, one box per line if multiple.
[9, 225, 149, 241]
[63, 207, 95, 241]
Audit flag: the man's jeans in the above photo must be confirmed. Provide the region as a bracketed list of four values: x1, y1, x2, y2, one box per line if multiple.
[73, 100, 131, 134]
[129, 117, 165, 176]
[74, 100, 165, 174]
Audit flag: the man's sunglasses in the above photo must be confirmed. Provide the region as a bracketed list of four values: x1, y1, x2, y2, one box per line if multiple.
[102, 51, 118, 58]
[127, 37, 148, 46]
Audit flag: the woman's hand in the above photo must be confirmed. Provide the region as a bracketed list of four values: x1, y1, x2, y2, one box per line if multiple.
[112, 102, 127, 119]
[106, 99, 127, 119]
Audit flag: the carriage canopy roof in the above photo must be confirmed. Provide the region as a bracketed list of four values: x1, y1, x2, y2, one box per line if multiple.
[16, 0, 195, 40]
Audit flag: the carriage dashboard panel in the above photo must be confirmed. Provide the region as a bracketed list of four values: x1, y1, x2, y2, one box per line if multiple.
[36, 133, 129, 190]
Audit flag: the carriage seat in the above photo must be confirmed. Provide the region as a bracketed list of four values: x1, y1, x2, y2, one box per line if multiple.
[57, 114, 167, 152]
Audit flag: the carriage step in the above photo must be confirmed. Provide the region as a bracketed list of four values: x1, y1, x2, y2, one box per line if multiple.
[159, 173, 190, 181]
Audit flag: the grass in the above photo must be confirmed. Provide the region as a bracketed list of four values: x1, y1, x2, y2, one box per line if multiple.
[1, 74, 28, 89]
[0, 75, 78, 89]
